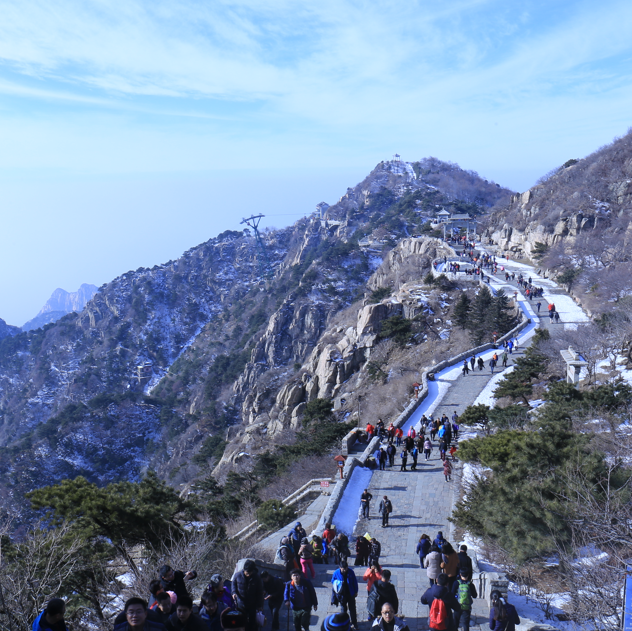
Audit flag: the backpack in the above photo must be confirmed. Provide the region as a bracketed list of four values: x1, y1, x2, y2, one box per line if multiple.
[457, 580, 472, 610]
[386, 500, 393, 514]
[429, 598, 448, 630]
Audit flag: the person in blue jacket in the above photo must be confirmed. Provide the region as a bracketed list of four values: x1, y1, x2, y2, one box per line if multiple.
[32, 599, 68, 631]
[284, 569, 318, 631]
[415, 534, 431, 569]
[433, 531, 446, 549]
[331, 561, 359, 630]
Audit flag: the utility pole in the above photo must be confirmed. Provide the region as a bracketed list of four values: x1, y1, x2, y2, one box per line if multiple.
[240, 214, 271, 279]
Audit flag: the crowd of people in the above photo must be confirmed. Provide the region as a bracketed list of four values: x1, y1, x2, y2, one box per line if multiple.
[364, 414, 459, 484]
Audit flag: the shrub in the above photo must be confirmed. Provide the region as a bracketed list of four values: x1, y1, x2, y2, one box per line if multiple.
[257, 500, 296, 530]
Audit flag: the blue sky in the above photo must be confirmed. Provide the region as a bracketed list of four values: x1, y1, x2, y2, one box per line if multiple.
[1, 0, 632, 325]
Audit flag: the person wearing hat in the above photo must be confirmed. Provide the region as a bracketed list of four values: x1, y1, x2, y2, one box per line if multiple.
[160, 565, 197, 603]
[284, 569, 318, 631]
[331, 561, 359, 630]
[420, 574, 461, 631]
[289, 523, 307, 557]
[321, 613, 350, 631]
[33, 598, 69, 631]
[231, 560, 264, 631]
[208, 574, 234, 611]
[371, 603, 409, 631]
[221, 609, 247, 631]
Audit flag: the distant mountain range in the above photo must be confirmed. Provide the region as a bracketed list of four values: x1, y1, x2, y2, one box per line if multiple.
[0, 318, 20, 340]
[22, 284, 99, 331]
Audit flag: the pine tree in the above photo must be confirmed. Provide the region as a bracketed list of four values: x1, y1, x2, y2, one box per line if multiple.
[491, 289, 519, 336]
[469, 286, 493, 345]
[453, 293, 472, 329]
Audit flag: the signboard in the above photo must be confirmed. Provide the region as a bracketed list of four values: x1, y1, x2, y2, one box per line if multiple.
[320, 481, 330, 488]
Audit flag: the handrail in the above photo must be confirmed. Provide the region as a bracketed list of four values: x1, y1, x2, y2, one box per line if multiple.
[229, 478, 333, 541]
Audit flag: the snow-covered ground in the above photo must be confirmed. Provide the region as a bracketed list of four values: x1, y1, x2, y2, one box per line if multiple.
[331, 466, 373, 536]
[471, 367, 514, 408]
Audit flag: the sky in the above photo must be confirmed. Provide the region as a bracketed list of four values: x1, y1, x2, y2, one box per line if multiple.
[1, 0, 632, 326]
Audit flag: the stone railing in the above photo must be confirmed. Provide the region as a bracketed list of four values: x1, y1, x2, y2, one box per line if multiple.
[229, 478, 333, 541]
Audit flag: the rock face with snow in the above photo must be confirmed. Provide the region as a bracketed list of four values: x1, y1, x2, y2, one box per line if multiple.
[0, 158, 511, 522]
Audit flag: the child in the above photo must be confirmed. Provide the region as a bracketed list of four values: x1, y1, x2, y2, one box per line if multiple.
[443, 459, 452, 482]
[449, 445, 458, 462]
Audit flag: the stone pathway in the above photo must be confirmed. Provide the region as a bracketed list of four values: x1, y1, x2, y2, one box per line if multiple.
[268, 253, 573, 631]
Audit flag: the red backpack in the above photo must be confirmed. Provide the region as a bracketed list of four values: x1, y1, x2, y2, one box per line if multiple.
[429, 598, 448, 630]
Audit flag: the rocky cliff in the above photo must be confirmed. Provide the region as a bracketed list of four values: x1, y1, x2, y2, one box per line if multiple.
[0, 157, 511, 521]
[22, 284, 100, 331]
[485, 131, 632, 259]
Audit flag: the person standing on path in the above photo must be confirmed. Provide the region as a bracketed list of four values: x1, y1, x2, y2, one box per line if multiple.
[554, 311, 560, 323]
[453, 570, 477, 631]
[420, 574, 461, 631]
[470, 356, 476, 371]
[457, 545, 473, 576]
[411, 445, 419, 471]
[477, 357, 484, 370]
[361, 489, 373, 519]
[284, 569, 318, 631]
[232, 560, 264, 631]
[331, 562, 359, 631]
[355, 535, 371, 567]
[299, 538, 316, 579]
[462, 360, 469, 376]
[443, 459, 452, 482]
[366, 569, 399, 620]
[261, 571, 285, 631]
[399, 449, 408, 472]
[378, 449, 387, 471]
[489, 591, 520, 631]
[386, 443, 396, 467]
[424, 438, 432, 461]
[536, 301, 541, 313]
[501, 351, 508, 368]
[369, 536, 382, 567]
[424, 544, 443, 587]
[489, 357, 496, 375]
[363, 562, 382, 594]
[378, 496, 393, 527]
[416, 534, 431, 569]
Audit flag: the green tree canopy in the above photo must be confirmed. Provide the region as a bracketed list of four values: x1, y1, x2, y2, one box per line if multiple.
[28, 472, 189, 550]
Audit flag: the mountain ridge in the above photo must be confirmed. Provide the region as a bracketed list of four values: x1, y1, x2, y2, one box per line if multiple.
[0, 157, 513, 522]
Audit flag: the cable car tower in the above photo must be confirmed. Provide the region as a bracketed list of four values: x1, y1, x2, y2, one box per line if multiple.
[240, 214, 271, 279]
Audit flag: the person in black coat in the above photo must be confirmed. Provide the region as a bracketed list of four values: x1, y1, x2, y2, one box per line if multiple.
[160, 565, 197, 603]
[261, 571, 285, 631]
[165, 596, 207, 631]
[457, 545, 473, 576]
[367, 570, 399, 618]
[419, 575, 461, 630]
[232, 560, 265, 631]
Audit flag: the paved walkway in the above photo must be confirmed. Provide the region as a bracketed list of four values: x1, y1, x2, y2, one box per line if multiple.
[269, 253, 574, 631]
